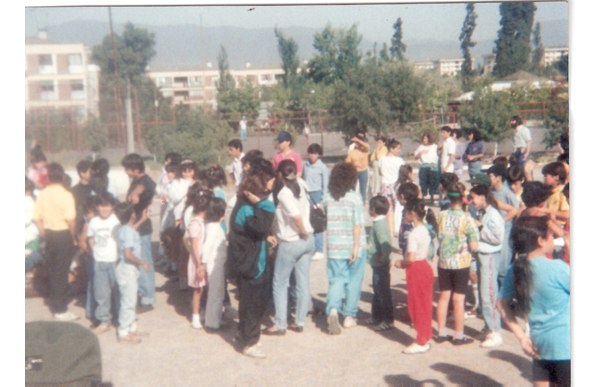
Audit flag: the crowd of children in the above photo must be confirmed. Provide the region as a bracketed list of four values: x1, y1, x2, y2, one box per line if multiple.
[26, 124, 570, 383]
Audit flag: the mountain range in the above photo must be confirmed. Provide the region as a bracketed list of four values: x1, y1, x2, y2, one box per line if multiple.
[28, 19, 568, 70]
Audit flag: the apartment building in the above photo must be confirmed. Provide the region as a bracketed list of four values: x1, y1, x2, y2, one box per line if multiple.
[25, 31, 100, 122]
[544, 47, 568, 67]
[413, 61, 435, 71]
[148, 64, 284, 110]
[435, 58, 465, 77]
[482, 54, 496, 75]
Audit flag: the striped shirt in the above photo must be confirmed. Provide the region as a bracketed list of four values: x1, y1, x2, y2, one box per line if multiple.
[323, 190, 367, 260]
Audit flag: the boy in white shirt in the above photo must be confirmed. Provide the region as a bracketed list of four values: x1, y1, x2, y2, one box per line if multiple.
[439, 126, 456, 173]
[87, 192, 121, 334]
[379, 139, 405, 234]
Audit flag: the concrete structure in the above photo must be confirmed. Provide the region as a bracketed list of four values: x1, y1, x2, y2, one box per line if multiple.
[25, 31, 100, 123]
[435, 58, 465, 76]
[413, 61, 435, 71]
[148, 64, 284, 110]
[455, 70, 556, 101]
[544, 46, 568, 67]
[482, 54, 495, 75]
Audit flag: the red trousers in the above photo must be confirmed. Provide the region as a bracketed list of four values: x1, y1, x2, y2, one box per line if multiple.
[406, 259, 434, 345]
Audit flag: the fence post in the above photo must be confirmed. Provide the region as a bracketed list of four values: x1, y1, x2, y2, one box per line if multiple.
[45, 108, 50, 152]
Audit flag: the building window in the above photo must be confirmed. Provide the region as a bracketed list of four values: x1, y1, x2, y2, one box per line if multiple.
[189, 76, 203, 87]
[39, 54, 53, 74]
[71, 80, 85, 100]
[40, 80, 56, 100]
[157, 77, 173, 87]
[174, 77, 188, 86]
[189, 89, 203, 97]
[68, 54, 83, 74]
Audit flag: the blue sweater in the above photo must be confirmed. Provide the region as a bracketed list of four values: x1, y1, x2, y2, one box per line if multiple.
[302, 159, 330, 195]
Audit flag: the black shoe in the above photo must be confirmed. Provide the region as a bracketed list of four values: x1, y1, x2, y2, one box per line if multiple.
[451, 337, 474, 346]
[136, 304, 154, 314]
[261, 328, 286, 336]
[288, 324, 304, 333]
[433, 335, 453, 344]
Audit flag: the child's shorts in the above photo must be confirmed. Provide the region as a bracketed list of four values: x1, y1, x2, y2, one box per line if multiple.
[380, 184, 396, 212]
[532, 359, 570, 386]
[438, 267, 470, 295]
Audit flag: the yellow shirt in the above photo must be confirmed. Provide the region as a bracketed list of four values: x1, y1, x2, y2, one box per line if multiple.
[346, 144, 370, 172]
[369, 146, 388, 163]
[545, 184, 569, 226]
[33, 184, 76, 231]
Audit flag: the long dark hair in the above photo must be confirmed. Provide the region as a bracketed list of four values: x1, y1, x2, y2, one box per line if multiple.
[90, 158, 110, 195]
[397, 164, 413, 185]
[404, 198, 438, 235]
[470, 184, 499, 210]
[274, 160, 301, 207]
[510, 216, 550, 315]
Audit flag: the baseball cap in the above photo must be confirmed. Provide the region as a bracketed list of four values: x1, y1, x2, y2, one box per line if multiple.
[276, 131, 292, 143]
[466, 173, 491, 186]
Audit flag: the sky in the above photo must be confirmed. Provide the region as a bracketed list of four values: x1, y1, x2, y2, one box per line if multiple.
[25, 1, 568, 44]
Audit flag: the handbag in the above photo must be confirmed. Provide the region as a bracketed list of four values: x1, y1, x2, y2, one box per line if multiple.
[306, 189, 327, 234]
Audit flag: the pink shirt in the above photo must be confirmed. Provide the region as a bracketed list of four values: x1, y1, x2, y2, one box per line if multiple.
[273, 150, 303, 175]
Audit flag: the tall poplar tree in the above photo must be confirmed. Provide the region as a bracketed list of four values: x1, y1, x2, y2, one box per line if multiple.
[531, 22, 545, 69]
[390, 18, 407, 61]
[492, 2, 537, 78]
[274, 28, 300, 87]
[459, 4, 478, 90]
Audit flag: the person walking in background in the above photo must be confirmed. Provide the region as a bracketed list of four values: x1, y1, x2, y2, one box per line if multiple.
[302, 143, 330, 261]
[463, 129, 484, 179]
[239, 116, 247, 141]
[414, 132, 439, 205]
[121, 153, 156, 313]
[345, 131, 370, 205]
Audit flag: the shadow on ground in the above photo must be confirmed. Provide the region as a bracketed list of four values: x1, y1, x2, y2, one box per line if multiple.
[384, 374, 444, 386]
[430, 363, 502, 386]
[488, 349, 533, 381]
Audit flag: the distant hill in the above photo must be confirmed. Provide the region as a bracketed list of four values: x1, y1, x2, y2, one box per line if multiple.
[28, 19, 568, 70]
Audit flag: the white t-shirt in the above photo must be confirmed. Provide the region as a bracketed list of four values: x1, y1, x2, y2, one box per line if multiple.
[414, 144, 439, 165]
[379, 155, 405, 185]
[441, 137, 456, 173]
[406, 224, 431, 261]
[25, 195, 39, 248]
[201, 222, 227, 275]
[167, 178, 191, 221]
[87, 214, 120, 262]
[231, 153, 245, 187]
[275, 178, 313, 242]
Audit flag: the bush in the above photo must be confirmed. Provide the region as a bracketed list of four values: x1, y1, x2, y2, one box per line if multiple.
[83, 117, 109, 153]
[408, 120, 438, 143]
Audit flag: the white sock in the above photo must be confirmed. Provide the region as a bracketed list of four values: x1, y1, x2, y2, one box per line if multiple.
[192, 314, 200, 324]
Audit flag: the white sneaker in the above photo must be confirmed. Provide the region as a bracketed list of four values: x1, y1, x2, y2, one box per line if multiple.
[327, 309, 342, 335]
[191, 320, 203, 330]
[243, 344, 266, 359]
[481, 331, 503, 348]
[54, 311, 79, 322]
[343, 316, 357, 329]
[311, 252, 325, 261]
[403, 342, 431, 354]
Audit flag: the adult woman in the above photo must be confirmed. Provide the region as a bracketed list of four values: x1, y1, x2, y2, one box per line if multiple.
[414, 132, 439, 205]
[345, 131, 370, 205]
[463, 128, 484, 179]
[226, 158, 277, 359]
[369, 135, 388, 196]
[264, 160, 315, 335]
[323, 162, 368, 334]
[498, 217, 570, 387]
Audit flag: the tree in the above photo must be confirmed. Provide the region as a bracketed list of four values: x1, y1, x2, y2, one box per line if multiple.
[216, 45, 235, 96]
[390, 18, 407, 61]
[379, 43, 391, 64]
[459, 4, 478, 90]
[274, 28, 300, 87]
[308, 23, 362, 84]
[531, 22, 545, 69]
[215, 46, 259, 117]
[83, 117, 108, 154]
[492, 2, 537, 78]
[554, 54, 568, 81]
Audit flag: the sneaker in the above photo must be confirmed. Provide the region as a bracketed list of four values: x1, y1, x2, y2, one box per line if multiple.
[433, 335, 453, 344]
[243, 344, 266, 359]
[343, 316, 357, 329]
[481, 332, 503, 348]
[311, 252, 325, 261]
[118, 333, 142, 344]
[464, 310, 477, 320]
[54, 311, 79, 322]
[92, 323, 113, 335]
[403, 342, 431, 354]
[451, 337, 474, 346]
[136, 304, 154, 314]
[191, 319, 203, 330]
[327, 309, 342, 335]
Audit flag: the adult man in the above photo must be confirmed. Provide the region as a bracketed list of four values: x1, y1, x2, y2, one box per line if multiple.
[511, 116, 532, 168]
[33, 163, 78, 321]
[439, 126, 456, 174]
[121, 153, 156, 313]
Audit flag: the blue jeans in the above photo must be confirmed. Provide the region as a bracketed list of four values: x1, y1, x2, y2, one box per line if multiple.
[25, 251, 43, 272]
[497, 222, 513, 288]
[513, 149, 528, 168]
[94, 261, 118, 323]
[241, 127, 247, 141]
[357, 170, 368, 205]
[325, 249, 367, 318]
[116, 261, 139, 338]
[476, 252, 502, 333]
[273, 235, 315, 329]
[468, 160, 482, 179]
[85, 256, 96, 320]
[138, 234, 155, 306]
[309, 190, 324, 253]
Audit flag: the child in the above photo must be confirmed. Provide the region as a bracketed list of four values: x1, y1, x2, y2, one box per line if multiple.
[498, 216, 570, 387]
[114, 202, 150, 344]
[520, 182, 564, 242]
[397, 164, 414, 185]
[27, 145, 49, 191]
[439, 126, 456, 174]
[469, 184, 505, 348]
[379, 139, 405, 234]
[206, 164, 229, 233]
[439, 172, 459, 211]
[507, 165, 525, 214]
[159, 162, 179, 232]
[25, 178, 42, 272]
[541, 162, 570, 226]
[91, 158, 119, 200]
[346, 131, 370, 205]
[187, 189, 214, 329]
[86, 192, 121, 334]
[452, 129, 466, 180]
[434, 182, 479, 345]
[71, 160, 94, 237]
[157, 153, 182, 230]
[394, 199, 435, 354]
[366, 196, 393, 332]
[202, 197, 228, 331]
[302, 143, 330, 261]
[562, 184, 570, 265]
[396, 182, 420, 255]
[227, 139, 245, 187]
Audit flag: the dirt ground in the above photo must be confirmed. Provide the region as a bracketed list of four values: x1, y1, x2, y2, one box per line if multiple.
[25, 169, 543, 386]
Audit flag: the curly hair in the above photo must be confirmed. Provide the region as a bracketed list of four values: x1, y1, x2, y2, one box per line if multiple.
[328, 162, 357, 201]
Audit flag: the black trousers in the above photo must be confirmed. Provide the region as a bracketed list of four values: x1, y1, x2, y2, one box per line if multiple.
[371, 265, 394, 324]
[45, 230, 75, 314]
[237, 266, 272, 348]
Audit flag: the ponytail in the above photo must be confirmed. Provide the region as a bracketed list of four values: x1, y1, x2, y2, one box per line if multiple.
[512, 253, 533, 315]
[425, 208, 438, 236]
